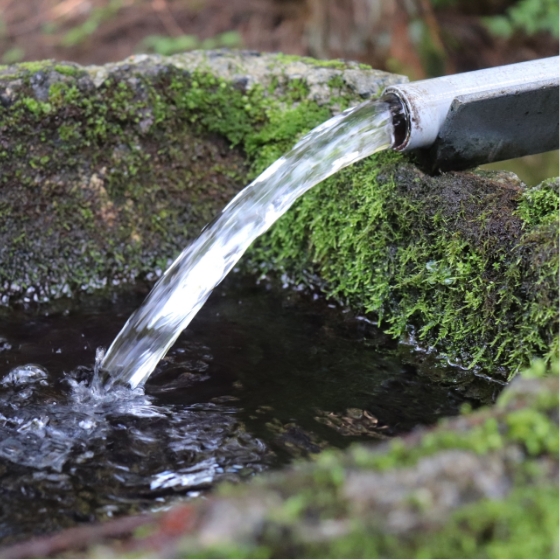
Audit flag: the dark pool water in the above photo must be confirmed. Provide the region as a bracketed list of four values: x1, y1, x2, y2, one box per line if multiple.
[0, 275, 499, 545]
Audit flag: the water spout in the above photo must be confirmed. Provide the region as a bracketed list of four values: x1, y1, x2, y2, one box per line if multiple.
[382, 56, 559, 172]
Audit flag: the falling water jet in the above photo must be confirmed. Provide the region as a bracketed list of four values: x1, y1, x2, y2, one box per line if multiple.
[101, 99, 394, 388]
[102, 56, 559, 390]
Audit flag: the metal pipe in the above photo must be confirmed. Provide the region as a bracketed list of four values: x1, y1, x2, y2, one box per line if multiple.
[381, 57, 559, 172]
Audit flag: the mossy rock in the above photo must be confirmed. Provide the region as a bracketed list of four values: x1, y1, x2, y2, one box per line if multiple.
[0, 51, 401, 303]
[0, 50, 557, 381]
[140, 363, 560, 559]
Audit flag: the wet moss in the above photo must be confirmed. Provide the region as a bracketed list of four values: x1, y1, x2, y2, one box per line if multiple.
[304, 484, 559, 559]
[272, 53, 364, 70]
[247, 157, 559, 379]
[208, 362, 557, 558]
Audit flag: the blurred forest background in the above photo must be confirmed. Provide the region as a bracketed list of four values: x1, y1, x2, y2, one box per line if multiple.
[0, 0, 558, 181]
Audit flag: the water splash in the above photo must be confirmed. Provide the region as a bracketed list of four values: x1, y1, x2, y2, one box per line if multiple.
[102, 99, 394, 388]
[0, 357, 267, 477]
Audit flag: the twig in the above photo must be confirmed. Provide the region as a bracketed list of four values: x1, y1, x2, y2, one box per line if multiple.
[151, 0, 184, 37]
[0, 515, 151, 559]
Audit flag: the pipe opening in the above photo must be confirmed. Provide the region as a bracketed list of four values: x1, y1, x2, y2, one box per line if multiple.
[382, 92, 409, 150]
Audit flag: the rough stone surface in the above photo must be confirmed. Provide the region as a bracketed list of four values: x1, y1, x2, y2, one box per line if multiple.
[0, 51, 402, 305]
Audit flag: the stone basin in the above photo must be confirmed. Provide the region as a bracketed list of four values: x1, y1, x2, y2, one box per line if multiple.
[0, 51, 557, 557]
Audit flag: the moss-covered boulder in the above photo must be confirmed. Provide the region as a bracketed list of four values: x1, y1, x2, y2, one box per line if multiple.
[115, 364, 560, 559]
[0, 50, 557, 379]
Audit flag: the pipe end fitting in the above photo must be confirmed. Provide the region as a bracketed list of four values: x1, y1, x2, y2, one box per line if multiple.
[382, 91, 410, 151]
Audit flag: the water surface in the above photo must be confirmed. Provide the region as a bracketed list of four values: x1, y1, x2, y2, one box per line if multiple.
[0, 276, 498, 545]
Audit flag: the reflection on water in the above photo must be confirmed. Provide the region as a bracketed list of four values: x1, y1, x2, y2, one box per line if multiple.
[0, 275, 498, 545]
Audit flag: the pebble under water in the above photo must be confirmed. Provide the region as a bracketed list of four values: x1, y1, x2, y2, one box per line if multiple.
[0, 275, 500, 545]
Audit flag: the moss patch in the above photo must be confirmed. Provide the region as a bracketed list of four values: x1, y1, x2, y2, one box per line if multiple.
[247, 157, 558, 379]
[272, 53, 371, 70]
[0, 52, 399, 304]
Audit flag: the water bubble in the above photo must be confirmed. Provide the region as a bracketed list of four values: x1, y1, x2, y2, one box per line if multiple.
[0, 337, 12, 352]
[1, 364, 48, 387]
[426, 260, 438, 273]
[0, 437, 24, 462]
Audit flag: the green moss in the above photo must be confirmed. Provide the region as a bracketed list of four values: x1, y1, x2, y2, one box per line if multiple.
[53, 63, 83, 77]
[21, 97, 52, 115]
[162, 373, 558, 559]
[520, 355, 559, 379]
[327, 73, 346, 91]
[17, 60, 55, 73]
[516, 177, 559, 226]
[0, 59, 64, 80]
[247, 153, 558, 378]
[73, 368, 557, 559]
[428, 485, 558, 559]
[317, 485, 558, 559]
[0, 54, 556, 381]
[272, 53, 350, 70]
[245, 101, 332, 174]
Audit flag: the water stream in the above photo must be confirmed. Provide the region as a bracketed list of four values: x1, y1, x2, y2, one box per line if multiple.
[101, 99, 394, 388]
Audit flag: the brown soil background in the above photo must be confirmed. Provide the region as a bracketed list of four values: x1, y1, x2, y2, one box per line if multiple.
[1, 0, 557, 74]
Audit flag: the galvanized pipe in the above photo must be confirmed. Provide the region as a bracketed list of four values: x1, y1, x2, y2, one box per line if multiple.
[382, 57, 559, 171]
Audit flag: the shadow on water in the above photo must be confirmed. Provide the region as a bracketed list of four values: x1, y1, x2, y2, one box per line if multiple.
[0, 274, 501, 545]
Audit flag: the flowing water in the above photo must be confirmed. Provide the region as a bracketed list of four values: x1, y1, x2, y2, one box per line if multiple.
[101, 99, 394, 388]
[0, 276, 498, 544]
